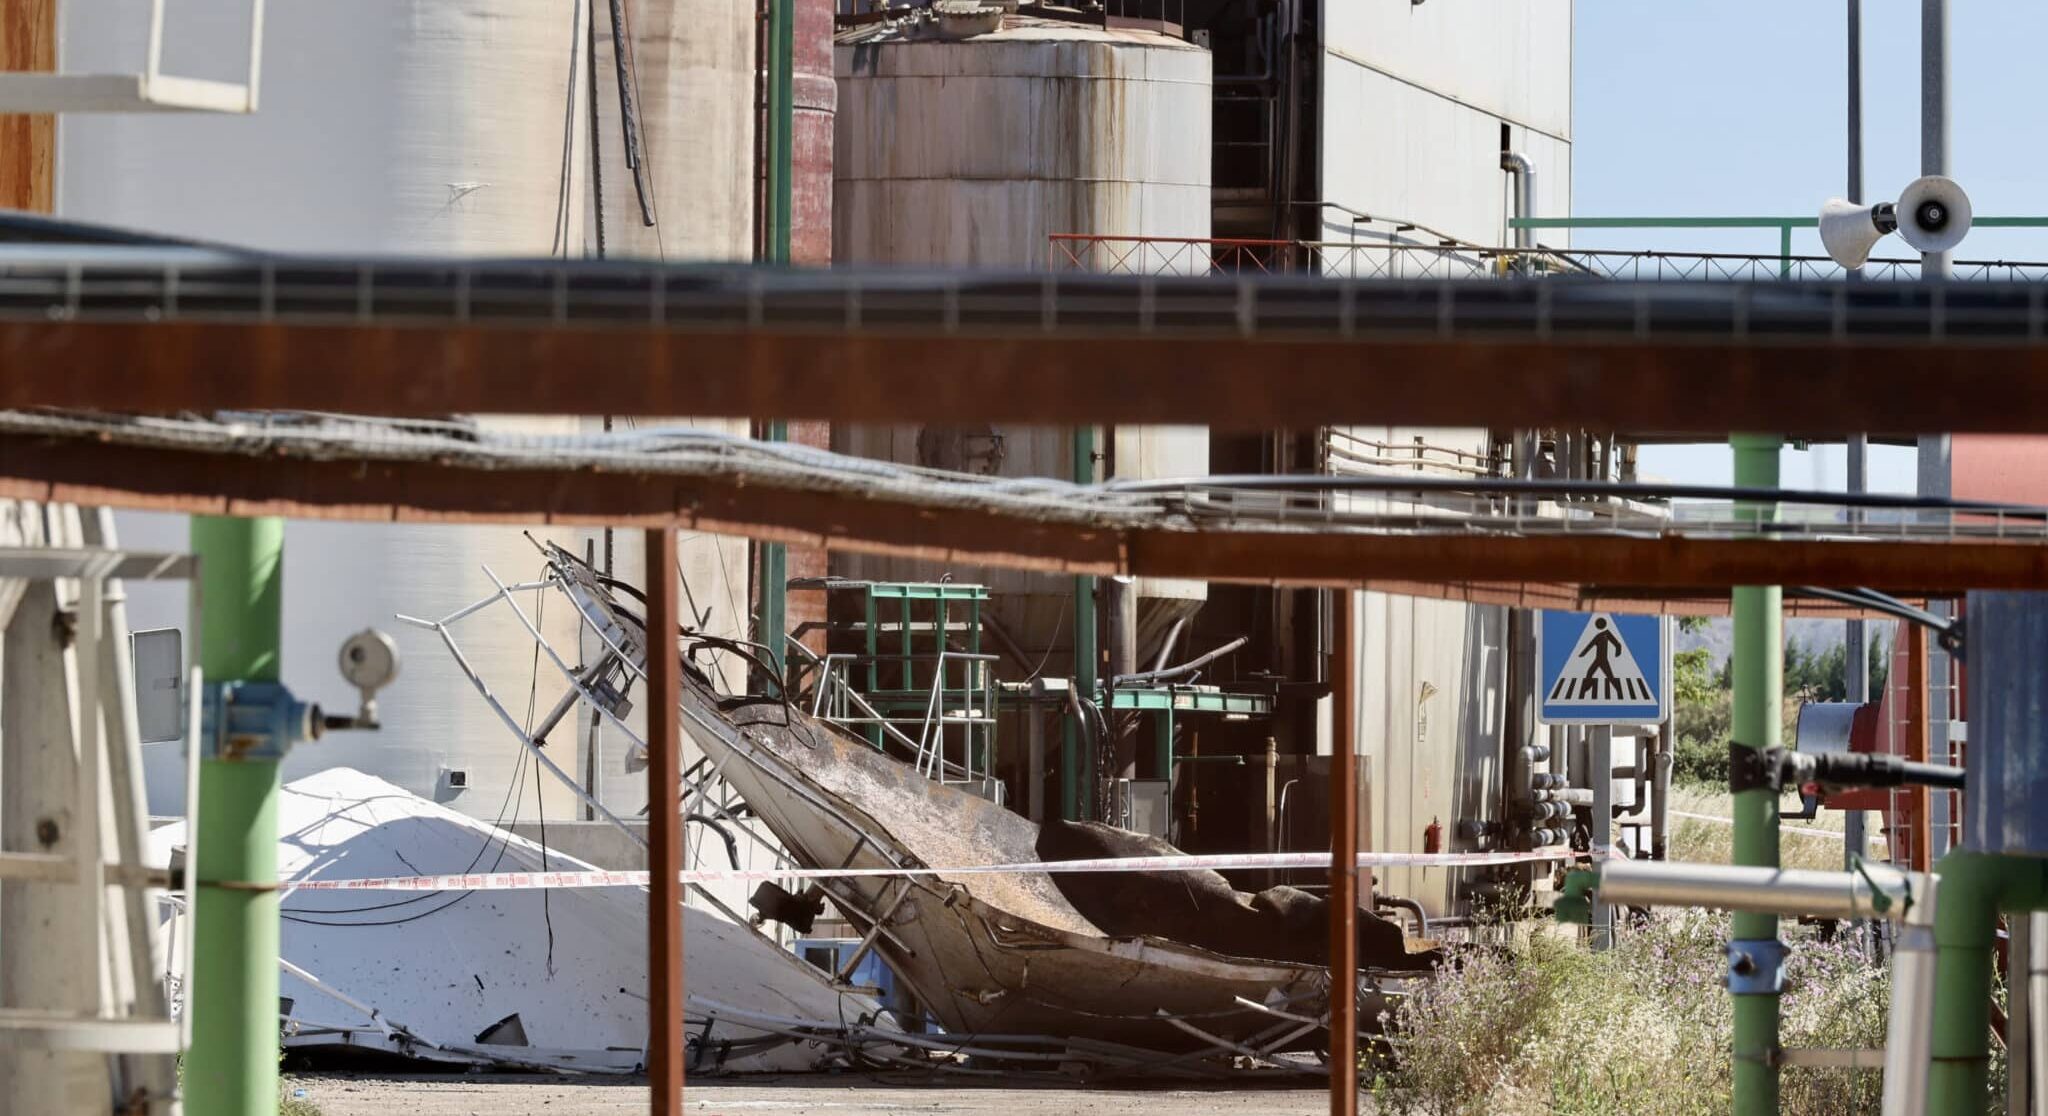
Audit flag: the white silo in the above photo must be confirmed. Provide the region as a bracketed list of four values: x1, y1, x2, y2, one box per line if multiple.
[59, 1, 758, 823]
[832, 14, 1212, 665]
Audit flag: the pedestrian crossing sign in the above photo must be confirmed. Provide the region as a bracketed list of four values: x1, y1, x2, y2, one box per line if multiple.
[1537, 611, 1670, 725]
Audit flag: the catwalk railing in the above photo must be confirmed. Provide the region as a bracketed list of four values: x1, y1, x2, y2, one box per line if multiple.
[1046, 234, 2048, 283]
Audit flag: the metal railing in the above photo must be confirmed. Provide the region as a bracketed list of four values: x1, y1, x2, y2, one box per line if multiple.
[808, 649, 1001, 801]
[1048, 234, 2048, 283]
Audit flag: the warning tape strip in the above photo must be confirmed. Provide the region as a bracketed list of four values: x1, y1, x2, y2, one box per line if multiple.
[280, 848, 1585, 893]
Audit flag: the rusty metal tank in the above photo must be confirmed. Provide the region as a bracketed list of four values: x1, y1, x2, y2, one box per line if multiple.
[829, 13, 1212, 660]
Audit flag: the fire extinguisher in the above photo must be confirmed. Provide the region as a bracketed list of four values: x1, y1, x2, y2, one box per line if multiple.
[1423, 816, 1442, 854]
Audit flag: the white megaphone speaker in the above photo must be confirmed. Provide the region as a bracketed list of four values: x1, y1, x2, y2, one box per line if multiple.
[1819, 176, 1972, 269]
[1895, 174, 1972, 254]
[1818, 198, 1897, 269]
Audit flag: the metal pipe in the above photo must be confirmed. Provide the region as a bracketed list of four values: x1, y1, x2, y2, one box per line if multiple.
[1590, 725, 1613, 948]
[186, 514, 286, 1116]
[2029, 913, 2048, 1116]
[1730, 432, 1785, 1113]
[646, 526, 686, 1115]
[1598, 859, 1921, 922]
[1327, 588, 1359, 1115]
[1066, 424, 1098, 821]
[1652, 718, 1673, 861]
[1500, 152, 1535, 251]
[1882, 873, 1939, 1116]
[1373, 892, 1429, 939]
[1152, 616, 1188, 675]
[1111, 635, 1249, 689]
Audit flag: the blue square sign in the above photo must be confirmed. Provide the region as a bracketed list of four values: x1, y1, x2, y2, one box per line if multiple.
[1537, 611, 1670, 725]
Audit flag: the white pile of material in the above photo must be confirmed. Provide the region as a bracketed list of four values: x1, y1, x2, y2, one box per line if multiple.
[150, 766, 874, 1073]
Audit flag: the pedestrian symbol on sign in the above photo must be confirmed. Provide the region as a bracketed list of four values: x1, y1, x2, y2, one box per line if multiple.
[1550, 617, 1654, 704]
[1537, 611, 1669, 725]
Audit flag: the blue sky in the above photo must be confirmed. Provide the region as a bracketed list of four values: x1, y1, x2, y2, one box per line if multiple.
[1573, 1, 2047, 493]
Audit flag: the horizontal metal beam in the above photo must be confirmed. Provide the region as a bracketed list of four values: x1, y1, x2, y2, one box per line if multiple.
[0, 263, 2044, 432]
[2, 435, 2041, 597]
[5, 316, 2048, 434]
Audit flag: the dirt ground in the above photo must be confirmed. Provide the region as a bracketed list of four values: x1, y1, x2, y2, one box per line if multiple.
[290, 1073, 1346, 1115]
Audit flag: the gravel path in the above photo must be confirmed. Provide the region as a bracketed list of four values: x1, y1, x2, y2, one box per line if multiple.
[290, 1073, 1346, 1115]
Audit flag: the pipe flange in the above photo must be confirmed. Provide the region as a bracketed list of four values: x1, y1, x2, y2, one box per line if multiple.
[1727, 742, 1784, 795]
[1725, 938, 1787, 995]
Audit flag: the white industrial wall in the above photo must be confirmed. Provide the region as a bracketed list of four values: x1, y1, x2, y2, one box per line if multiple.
[58, 3, 758, 846]
[1317, 0, 1572, 918]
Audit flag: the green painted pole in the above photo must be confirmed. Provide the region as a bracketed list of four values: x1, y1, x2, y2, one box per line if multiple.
[756, 0, 794, 689]
[1065, 424, 1098, 820]
[184, 515, 285, 1116]
[1729, 434, 1783, 1114]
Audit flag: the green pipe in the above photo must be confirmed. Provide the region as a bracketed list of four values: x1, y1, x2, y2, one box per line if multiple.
[1927, 852, 2048, 1114]
[1065, 424, 1098, 820]
[184, 515, 285, 1116]
[760, 420, 788, 688]
[768, 0, 794, 264]
[1729, 434, 1783, 1114]
[757, 0, 794, 687]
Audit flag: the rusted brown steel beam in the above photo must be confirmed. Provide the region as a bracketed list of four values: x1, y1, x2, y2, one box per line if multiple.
[11, 318, 2048, 433]
[1122, 532, 2048, 597]
[1, 436, 2045, 596]
[1328, 587, 1359, 1114]
[645, 526, 686, 1115]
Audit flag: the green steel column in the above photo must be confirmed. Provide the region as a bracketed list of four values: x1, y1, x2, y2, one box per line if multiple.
[756, 0, 794, 690]
[184, 515, 285, 1116]
[1065, 424, 1098, 820]
[1730, 434, 1784, 1113]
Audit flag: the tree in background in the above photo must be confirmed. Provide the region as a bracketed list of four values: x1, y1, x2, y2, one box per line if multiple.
[1670, 618, 1889, 786]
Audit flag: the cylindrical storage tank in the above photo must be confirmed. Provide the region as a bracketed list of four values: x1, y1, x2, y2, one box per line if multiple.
[831, 15, 1211, 661]
[59, 2, 756, 824]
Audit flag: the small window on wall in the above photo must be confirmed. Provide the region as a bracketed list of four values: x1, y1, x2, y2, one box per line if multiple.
[132, 628, 183, 745]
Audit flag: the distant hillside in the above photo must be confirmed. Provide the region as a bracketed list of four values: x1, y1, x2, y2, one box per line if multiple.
[1677, 616, 1892, 671]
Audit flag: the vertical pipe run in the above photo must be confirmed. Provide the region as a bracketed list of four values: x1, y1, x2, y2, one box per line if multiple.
[1066, 424, 1099, 820]
[645, 527, 686, 1116]
[1328, 589, 1358, 1115]
[1881, 874, 1939, 1116]
[754, 0, 797, 692]
[2029, 914, 2048, 1116]
[1589, 725, 1614, 948]
[1729, 434, 1784, 1113]
[185, 515, 285, 1116]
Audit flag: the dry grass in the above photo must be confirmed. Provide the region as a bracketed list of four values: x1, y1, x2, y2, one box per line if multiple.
[1655, 785, 1885, 872]
[1369, 911, 1893, 1115]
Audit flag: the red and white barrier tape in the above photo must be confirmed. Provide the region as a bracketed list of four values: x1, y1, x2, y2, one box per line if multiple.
[281, 848, 1586, 893]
